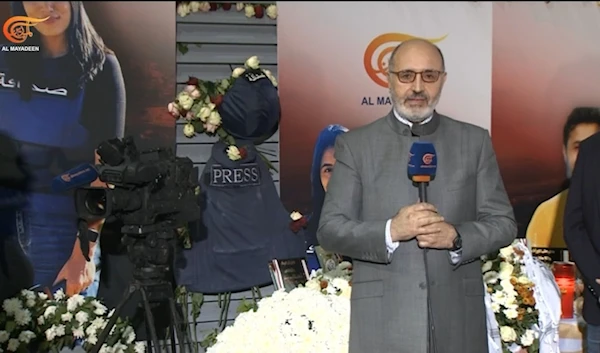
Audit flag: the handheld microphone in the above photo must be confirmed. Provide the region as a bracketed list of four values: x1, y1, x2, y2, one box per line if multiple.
[408, 141, 439, 353]
[51, 163, 99, 193]
[407, 141, 437, 202]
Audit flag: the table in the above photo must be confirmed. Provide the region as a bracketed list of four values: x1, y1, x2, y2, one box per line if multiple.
[560, 318, 584, 353]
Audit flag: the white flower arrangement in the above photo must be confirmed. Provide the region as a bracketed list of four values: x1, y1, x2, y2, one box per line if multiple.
[206, 263, 352, 353]
[167, 55, 277, 163]
[482, 241, 540, 353]
[0, 289, 146, 353]
[176, 2, 277, 20]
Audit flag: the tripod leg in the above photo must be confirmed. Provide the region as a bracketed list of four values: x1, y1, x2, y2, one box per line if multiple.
[168, 296, 189, 353]
[139, 286, 163, 353]
[168, 325, 176, 353]
[89, 284, 136, 353]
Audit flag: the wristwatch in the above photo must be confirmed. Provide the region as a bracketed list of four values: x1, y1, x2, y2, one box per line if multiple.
[450, 232, 462, 251]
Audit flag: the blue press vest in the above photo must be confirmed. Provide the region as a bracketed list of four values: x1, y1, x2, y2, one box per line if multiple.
[175, 142, 307, 293]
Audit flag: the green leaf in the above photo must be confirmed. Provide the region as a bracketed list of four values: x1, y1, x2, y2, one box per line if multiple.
[191, 120, 205, 133]
[200, 329, 218, 349]
[177, 43, 189, 55]
[190, 292, 204, 320]
[5, 320, 15, 332]
[236, 298, 258, 314]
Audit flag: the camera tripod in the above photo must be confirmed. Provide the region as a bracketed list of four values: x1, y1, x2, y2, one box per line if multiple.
[89, 223, 192, 353]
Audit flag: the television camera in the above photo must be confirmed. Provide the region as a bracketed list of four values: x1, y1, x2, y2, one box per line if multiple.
[63, 136, 200, 353]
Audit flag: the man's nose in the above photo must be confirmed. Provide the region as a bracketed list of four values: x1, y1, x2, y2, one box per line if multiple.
[412, 75, 424, 93]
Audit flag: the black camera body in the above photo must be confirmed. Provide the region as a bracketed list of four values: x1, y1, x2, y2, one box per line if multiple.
[75, 136, 200, 228]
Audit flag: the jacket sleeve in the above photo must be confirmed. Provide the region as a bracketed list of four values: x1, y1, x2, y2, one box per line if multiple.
[454, 131, 517, 266]
[317, 135, 389, 264]
[564, 138, 600, 297]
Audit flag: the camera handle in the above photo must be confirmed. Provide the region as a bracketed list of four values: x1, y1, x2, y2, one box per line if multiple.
[76, 219, 99, 262]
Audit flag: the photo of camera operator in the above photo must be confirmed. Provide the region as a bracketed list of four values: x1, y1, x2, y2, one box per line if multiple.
[0, 1, 125, 297]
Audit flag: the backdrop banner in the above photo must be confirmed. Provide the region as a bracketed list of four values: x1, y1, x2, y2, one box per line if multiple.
[277, 1, 492, 217]
[0, 1, 176, 301]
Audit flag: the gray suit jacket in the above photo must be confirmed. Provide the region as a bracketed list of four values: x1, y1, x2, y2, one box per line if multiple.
[317, 111, 517, 353]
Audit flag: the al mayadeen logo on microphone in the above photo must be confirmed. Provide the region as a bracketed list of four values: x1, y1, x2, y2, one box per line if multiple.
[1, 15, 48, 52]
[361, 32, 448, 106]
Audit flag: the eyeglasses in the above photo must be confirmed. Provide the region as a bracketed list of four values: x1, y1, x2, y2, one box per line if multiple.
[390, 70, 444, 84]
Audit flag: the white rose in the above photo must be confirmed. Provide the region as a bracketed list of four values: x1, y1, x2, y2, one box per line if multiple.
[305, 280, 321, 291]
[205, 123, 217, 134]
[14, 309, 32, 325]
[43, 306, 57, 318]
[483, 271, 499, 284]
[290, 211, 303, 221]
[245, 55, 260, 69]
[232, 67, 246, 78]
[176, 3, 191, 17]
[134, 342, 147, 353]
[189, 88, 201, 99]
[235, 2, 245, 11]
[263, 69, 278, 87]
[498, 262, 514, 279]
[244, 4, 255, 18]
[183, 123, 195, 138]
[500, 326, 517, 342]
[503, 307, 518, 319]
[177, 92, 194, 110]
[332, 278, 350, 294]
[226, 146, 242, 161]
[7, 338, 19, 352]
[481, 260, 493, 273]
[499, 245, 514, 259]
[520, 329, 536, 346]
[207, 111, 221, 126]
[266, 4, 277, 19]
[198, 1, 211, 12]
[197, 106, 212, 122]
[189, 1, 201, 12]
[18, 330, 35, 344]
[220, 78, 230, 90]
[0, 330, 9, 343]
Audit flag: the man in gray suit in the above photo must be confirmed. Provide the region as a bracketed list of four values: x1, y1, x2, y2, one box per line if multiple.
[317, 39, 517, 353]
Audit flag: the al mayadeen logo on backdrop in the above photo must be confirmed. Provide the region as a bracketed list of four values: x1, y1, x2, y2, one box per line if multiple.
[361, 32, 448, 106]
[1, 15, 48, 52]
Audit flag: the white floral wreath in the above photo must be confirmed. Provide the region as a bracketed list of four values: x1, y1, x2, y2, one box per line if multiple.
[0, 289, 146, 353]
[168, 55, 278, 163]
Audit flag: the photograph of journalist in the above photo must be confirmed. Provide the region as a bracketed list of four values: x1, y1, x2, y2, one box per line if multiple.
[526, 107, 600, 252]
[317, 39, 516, 353]
[305, 124, 348, 270]
[0, 1, 125, 297]
[305, 124, 348, 247]
[564, 109, 600, 353]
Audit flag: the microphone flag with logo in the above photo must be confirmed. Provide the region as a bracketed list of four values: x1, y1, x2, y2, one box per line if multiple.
[407, 141, 437, 183]
[51, 163, 99, 193]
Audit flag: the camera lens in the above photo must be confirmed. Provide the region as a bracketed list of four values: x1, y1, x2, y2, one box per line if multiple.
[84, 189, 107, 216]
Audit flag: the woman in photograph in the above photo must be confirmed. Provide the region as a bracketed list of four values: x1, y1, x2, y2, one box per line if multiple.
[305, 124, 348, 269]
[0, 1, 125, 297]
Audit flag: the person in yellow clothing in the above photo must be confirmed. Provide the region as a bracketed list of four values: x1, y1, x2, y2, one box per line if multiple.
[527, 107, 600, 249]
